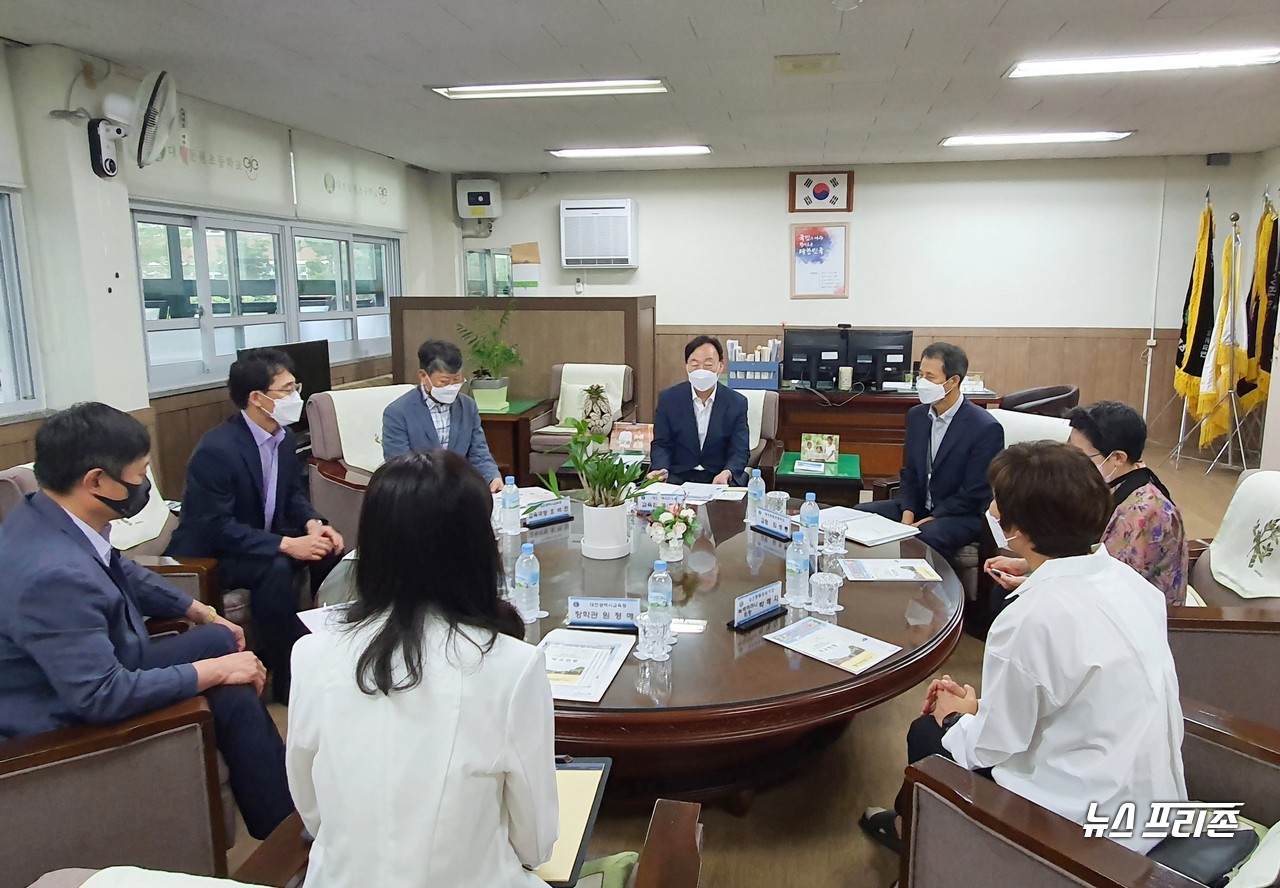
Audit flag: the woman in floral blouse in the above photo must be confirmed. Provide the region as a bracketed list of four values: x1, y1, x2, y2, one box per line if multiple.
[985, 401, 1188, 608]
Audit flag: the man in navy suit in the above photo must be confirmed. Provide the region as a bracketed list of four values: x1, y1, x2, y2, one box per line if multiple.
[381, 339, 503, 491]
[0, 403, 292, 839]
[650, 336, 751, 485]
[169, 349, 344, 702]
[859, 342, 1004, 559]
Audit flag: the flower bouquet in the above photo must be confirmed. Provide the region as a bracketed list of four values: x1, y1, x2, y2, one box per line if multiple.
[645, 504, 699, 562]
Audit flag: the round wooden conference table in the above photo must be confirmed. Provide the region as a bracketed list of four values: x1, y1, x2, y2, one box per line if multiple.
[317, 497, 964, 811]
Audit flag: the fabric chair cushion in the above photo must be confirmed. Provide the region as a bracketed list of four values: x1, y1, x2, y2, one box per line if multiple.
[1148, 828, 1258, 888]
[1, 465, 39, 522]
[556, 383, 596, 424]
[740, 390, 766, 452]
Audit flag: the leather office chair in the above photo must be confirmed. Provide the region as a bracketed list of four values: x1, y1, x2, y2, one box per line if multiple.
[305, 384, 414, 548]
[900, 699, 1280, 888]
[528, 364, 636, 480]
[1000, 384, 1080, 417]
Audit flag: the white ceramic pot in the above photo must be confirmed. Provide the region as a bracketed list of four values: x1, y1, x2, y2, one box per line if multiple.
[581, 503, 630, 560]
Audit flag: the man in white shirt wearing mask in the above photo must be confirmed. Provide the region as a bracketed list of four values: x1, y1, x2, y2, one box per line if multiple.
[171, 348, 344, 702]
[382, 339, 503, 492]
[649, 336, 751, 485]
[856, 341, 1003, 560]
[860, 441, 1185, 857]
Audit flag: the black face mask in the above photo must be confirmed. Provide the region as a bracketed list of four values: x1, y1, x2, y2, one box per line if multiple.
[95, 474, 152, 519]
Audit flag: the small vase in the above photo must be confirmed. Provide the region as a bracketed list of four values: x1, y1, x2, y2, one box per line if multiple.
[659, 539, 685, 562]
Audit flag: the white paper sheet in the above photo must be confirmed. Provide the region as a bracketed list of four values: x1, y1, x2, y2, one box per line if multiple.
[764, 618, 901, 675]
[840, 559, 942, 582]
[536, 629, 635, 703]
[298, 602, 351, 636]
[681, 482, 728, 501]
[790, 505, 870, 527]
[844, 513, 920, 546]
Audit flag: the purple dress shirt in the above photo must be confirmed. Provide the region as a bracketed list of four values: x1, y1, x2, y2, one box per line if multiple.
[241, 412, 286, 531]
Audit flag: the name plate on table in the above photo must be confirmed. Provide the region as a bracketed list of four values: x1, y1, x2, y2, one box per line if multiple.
[794, 460, 826, 474]
[567, 597, 641, 629]
[526, 520, 573, 546]
[731, 581, 784, 630]
[751, 507, 792, 541]
[634, 491, 687, 513]
[526, 497, 572, 527]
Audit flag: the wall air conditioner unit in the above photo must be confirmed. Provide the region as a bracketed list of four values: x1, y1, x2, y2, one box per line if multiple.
[560, 198, 638, 268]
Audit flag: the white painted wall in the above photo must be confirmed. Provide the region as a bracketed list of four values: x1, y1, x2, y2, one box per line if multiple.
[404, 168, 461, 295]
[1256, 147, 1280, 471]
[492, 156, 1262, 330]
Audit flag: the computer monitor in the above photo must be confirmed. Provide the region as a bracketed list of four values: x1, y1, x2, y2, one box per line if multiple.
[847, 329, 913, 391]
[237, 339, 331, 431]
[782, 328, 847, 389]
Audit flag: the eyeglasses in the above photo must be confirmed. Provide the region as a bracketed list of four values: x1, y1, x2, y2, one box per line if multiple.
[266, 383, 302, 396]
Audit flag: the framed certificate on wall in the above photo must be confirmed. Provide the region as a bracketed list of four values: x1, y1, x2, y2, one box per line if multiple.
[791, 223, 848, 299]
[789, 171, 853, 212]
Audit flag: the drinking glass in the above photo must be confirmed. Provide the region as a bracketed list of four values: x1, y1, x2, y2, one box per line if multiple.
[808, 572, 844, 615]
[763, 491, 790, 515]
[821, 521, 848, 554]
[634, 612, 671, 662]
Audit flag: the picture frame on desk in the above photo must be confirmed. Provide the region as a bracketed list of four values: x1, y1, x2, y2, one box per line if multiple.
[790, 223, 849, 300]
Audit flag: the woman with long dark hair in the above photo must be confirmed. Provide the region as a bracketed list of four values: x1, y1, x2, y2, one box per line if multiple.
[286, 450, 558, 888]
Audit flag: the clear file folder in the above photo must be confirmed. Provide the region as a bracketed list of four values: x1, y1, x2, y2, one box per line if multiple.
[536, 757, 612, 888]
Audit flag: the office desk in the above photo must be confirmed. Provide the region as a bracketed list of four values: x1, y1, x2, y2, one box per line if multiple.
[317, 497, 962, 812]
[479, 398, 552, 485]
[778, 389, 1001, 480]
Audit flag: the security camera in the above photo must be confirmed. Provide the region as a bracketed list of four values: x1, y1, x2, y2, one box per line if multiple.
[88, 117, 127, 179]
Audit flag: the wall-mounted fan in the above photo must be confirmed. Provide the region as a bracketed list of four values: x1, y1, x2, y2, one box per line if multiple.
[90, 70, 178, 179]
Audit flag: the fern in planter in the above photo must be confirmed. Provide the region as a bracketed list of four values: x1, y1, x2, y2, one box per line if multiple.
[539, 418, 656, 508]
[456, 300, 523, 380]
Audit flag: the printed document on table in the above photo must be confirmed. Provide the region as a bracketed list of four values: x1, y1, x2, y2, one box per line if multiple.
[840, 559, 942, 582]
[681, 482, 728, 503]
[536, 629, 635, 703]
[298, 602, 351, 637]
[790, 505, 870, 526]
[764, 618, 901, 675]
[844, 513, 920, 546]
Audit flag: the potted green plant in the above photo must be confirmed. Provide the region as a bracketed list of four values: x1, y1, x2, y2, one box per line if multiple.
[541, 418, 657, 560]
[456, 299, 523, 411]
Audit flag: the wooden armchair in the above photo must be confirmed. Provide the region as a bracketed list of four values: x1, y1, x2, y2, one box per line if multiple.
[234, 799, 705, 888]
[899, 699, 1280, 888]
[0, 698, 233, 888]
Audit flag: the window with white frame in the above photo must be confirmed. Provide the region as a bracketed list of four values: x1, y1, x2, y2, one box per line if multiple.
[134, 209, 400, 391]
[0, 191, 39, 417]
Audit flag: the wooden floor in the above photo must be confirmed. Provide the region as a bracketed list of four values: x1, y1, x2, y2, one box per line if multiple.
[227, 459, 1243, 886]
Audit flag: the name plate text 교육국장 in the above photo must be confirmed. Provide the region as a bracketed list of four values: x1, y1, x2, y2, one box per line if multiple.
[526, 496, 572, 527]
[567, 597, 641, 629]
[634, 491, 688, 513]
[731, 581, 784, 630]
[752, 507, 792, 541]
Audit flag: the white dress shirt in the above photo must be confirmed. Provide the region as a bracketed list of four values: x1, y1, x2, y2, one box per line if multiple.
[691, 383, 716, 469]
[62, 507, 111, 565]
[942, 547, 1186, 854]
[287, 615, 559, 888]
[925, 393, 963, 510]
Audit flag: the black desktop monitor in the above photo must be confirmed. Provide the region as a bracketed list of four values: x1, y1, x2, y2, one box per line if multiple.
[782, 328, 847, 389]
[237, 339, 332, 431]
[847, 329, 913, 391]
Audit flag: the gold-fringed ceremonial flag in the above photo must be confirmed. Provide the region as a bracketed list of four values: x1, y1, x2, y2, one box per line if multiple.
[1197, 228, 1248, 448]
[1174, 202, 1216, 404]
[1239, 199, 1278, 415]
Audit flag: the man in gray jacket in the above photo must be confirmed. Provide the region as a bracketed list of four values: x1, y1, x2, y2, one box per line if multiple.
[381, 339, 502, 490]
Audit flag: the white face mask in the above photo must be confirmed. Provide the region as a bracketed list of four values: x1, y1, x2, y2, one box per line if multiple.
[1096, 453, 1119, 483]
[688, 368, 718, 392]
[430, 382, 462, 405]
[268, 390, 304, 426]
[985, 510, 1020, 550]
[916, 377, 949, 405]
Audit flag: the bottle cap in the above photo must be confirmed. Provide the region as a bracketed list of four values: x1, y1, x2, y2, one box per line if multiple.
[805, 492, 817, 501]
[792, 531, 804, 542]
[505, 476, 516, 484]
[752, 468, 761, 477]
[521, 543, 534, 554]
[653, 560, 667, 571]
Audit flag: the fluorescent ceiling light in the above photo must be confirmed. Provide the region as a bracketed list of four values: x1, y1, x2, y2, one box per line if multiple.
[432, 79, 667, 99]
[941, 131, 1133, 147]
[1008, 48, 1280, 78]
[549, 145, 712, 158]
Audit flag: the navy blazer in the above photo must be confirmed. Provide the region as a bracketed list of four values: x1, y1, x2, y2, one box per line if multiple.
[899, 398, 1005, 520]
[0, 492, 195, 740]
[168, 414, 321, 560]
[380, 387, 500, 482]
[650, 382, 751, 485]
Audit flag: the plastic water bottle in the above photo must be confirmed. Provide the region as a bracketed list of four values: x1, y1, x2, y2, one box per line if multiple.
[647, 560, 673, 610]
[501, 475, 521, 535]
[514, 543, 544, 623]
[785, 531, 810, 606]
[746, 469, 765, 524]
[800, 492, 820, 556]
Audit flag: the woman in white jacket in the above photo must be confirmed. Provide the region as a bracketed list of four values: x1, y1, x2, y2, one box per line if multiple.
[286, 450, 559, 888]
